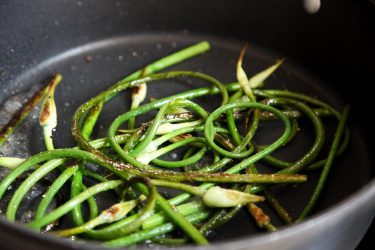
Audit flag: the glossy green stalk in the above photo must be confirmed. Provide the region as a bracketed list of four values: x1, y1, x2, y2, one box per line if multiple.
[81, 102, 104, 140]
[151, 146, 207, 168]
[70, 170, 85, 226]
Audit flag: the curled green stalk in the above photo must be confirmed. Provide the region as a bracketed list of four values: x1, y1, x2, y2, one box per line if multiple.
[297, 106, 349, 221]
[151, 146, 207, 168]
[166, 101, 293, 206]
[204, 102, 291, 171]
[72, 98, 106, 226]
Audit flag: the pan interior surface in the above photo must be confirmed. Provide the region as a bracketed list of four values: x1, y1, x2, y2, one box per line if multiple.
[0, 33, 372, 244]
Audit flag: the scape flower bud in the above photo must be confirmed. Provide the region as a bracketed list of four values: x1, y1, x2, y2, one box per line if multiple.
[202, 186, 265, 208]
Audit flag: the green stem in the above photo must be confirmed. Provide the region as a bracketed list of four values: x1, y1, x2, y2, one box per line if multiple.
[153, 193, 208, 245]
[70, 169, 85, 226]
[296, 106, 349, 221]
[152, 179, 206, 196]
[35, 166, 79, 220]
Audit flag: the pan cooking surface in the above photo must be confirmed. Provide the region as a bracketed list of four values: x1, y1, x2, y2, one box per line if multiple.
[0, 33, 371, 242]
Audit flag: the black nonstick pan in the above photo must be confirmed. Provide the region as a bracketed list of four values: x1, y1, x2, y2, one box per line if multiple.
[0, 0, 374, 249]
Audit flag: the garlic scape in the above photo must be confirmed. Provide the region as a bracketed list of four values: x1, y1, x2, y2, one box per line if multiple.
[128, 67, 148, 129]
[39, 74, 62, 150]
[55, 195, 145, 237]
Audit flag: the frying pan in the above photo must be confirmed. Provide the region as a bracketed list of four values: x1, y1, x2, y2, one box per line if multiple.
[0, 0, 374, 249]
